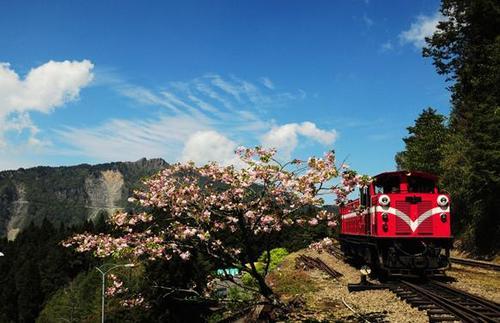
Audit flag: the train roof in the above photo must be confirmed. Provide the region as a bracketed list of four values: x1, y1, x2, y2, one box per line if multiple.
[373, 170, 438, 181]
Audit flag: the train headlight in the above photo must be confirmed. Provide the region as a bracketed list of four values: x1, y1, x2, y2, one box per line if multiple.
[382, 213, 389, 222]
[440, 213, 447, 223]
[382, 223, 388, 232]
[437, 195, 449, 207]
[378, 194, 390, 206]
[360, 266, 371, 275]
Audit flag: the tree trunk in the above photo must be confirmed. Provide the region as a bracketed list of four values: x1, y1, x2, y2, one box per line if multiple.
[249, 261, 274, 300]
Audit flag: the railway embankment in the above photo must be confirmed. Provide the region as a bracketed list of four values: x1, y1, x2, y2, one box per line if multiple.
[269, 249, 428, 322]
[269, 247, 500, 322]
[446, 262, 500, 304]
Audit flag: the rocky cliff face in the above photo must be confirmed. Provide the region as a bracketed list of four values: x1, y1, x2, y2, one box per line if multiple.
[0, 158, 168, 239]
[84, 169, 125, 221]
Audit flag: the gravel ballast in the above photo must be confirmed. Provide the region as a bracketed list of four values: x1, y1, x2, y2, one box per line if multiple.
[269, 246, 500, 322]
[271, 249, 428, 322]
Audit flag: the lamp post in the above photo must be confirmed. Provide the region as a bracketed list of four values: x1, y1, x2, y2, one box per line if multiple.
[96, 263, 134, 323]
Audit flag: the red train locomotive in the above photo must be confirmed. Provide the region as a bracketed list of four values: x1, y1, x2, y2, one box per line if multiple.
[339, 171, 452, 277]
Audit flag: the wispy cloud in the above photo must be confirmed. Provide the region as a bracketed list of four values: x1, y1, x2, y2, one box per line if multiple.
[399, 11, 443, 48]
[362, 13, 374, 28]
[55, 73, 332, 165]
[55, 115, 212, 162]
[379, 41, 393, 53]
[116, 74, 306, 119]
[259, 77, 275, 90]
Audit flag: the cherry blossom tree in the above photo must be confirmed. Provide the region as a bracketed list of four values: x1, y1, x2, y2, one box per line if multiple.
[64, 147, 369, 305]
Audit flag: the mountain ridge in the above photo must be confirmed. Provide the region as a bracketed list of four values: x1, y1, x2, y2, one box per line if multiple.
[0, 158, 168, 239]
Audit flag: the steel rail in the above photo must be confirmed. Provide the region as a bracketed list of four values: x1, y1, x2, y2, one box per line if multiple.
[429, 280, 500, 314]
[396, 280, 500, 323]
[297, 255, 343, 279]
[450, 257, 500, 272]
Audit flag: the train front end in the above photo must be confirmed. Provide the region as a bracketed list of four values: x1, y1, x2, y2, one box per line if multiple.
[340, 171, 453, 277]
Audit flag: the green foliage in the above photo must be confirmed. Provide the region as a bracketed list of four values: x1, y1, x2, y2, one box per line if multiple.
[241, 262, 264, 287]
[421, 0, 500, 253]
[242, 248, 289, 286]
[395, 108, 449, 175]
[37, 271, 101, 323]
[258, 248, 289, 272]
[269, 256, 319, 296]
[0, 220, 96, 322]
[226, 286, 256, 306]
[0, 158, 168, 237]
[0, 158, 339, 320]
[38, 263, 146, 323]
[268, 205, 336, 253]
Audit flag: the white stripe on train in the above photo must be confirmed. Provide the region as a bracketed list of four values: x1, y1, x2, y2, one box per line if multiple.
[341, 206, 450, 232]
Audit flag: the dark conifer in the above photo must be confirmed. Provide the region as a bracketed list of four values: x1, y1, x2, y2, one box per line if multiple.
[423, 0, 500, 253]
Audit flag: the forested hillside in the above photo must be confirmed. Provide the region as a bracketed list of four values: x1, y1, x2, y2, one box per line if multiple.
[396, 0, 500, 254]
[0, 158, 168, 240]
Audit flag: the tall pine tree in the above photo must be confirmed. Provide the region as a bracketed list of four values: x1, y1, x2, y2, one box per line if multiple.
[395, 108, 448, 175]
[423, 0, 500, 253]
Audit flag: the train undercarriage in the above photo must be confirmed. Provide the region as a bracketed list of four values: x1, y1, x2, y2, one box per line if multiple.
[339, 235, 453, 278]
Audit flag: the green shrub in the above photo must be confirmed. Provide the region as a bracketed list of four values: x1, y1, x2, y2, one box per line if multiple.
[241, 248, 289, 286]
[258, 248, 289, 271]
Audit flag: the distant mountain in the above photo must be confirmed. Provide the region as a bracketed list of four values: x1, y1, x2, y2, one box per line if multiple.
[0, 158, 168, 240]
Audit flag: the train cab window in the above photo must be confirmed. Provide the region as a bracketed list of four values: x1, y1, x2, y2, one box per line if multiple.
[375, 176, 400, 194]
[407, 177, 435, 193]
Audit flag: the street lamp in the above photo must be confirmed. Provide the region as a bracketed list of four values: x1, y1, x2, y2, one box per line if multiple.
[0, 252, 4, 257]
[96, 263, 135, 323]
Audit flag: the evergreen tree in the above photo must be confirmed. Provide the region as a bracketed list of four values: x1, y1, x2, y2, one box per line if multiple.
[16, 261, 43, 322]
[423, 0, 500, 253]
[395, 108, 448, 175]
[0, 221, 97, 321]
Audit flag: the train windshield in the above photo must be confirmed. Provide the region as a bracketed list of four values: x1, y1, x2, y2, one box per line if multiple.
[375, 176, 400, 194]
[407, 176, 435, 193]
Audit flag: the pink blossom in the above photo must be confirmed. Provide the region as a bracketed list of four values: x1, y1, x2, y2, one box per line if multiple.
[308, 218, 318, 226]
[327, 220, 338, 227]
[179, 251, 191, 260]
[64, 146, 367, 305]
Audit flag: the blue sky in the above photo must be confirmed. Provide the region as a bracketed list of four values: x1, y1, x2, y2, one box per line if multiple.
[0, 0, 449, 176]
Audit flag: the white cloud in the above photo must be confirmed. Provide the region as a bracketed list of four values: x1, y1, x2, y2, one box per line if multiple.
[261, 122, 337, 159]
[400, 11, 443, 48]
[181, 130, 241, 166]
[16, 73, 335, 172]
[0, 60, 94, 115]
[0, 64, 336, 171]
[53, 74, 332, 168]
[0, 60, 94, 147]
[56, 74, 294, 164]
[55, 115, 211, 162]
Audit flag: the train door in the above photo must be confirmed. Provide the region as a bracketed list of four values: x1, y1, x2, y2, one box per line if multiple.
[360, 186, 371, 234]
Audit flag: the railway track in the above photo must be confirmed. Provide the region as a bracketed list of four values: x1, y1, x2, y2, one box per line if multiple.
[327, 245, 344, 259]
[391, 280, 500, 322]
[297, 255, 343, 279]
[450, 257, 500, 272]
